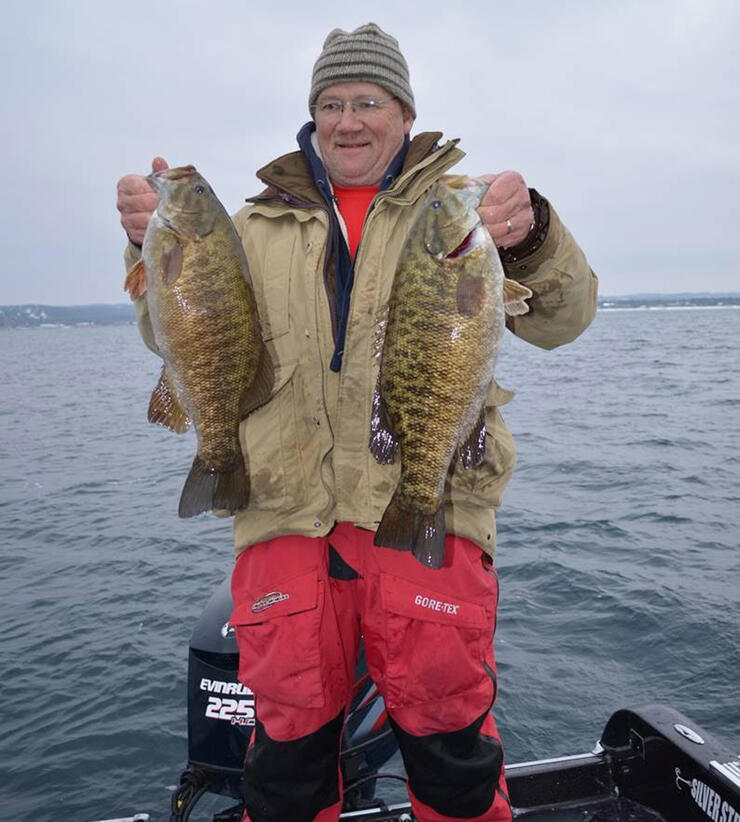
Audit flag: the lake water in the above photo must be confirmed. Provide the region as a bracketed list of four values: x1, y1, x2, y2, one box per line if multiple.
[1, 307, 738, 821]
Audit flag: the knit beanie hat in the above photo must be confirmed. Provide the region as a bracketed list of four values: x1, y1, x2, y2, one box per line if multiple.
[309, 23, 416, 118]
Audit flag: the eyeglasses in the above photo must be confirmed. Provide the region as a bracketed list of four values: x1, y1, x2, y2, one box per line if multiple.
[311, 96, 395, 122]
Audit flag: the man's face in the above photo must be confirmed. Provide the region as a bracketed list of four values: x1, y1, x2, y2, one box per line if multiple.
[314, 82, 414, 187]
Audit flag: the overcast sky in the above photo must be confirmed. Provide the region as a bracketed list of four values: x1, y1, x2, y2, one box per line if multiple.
[1, 0, 737, 305]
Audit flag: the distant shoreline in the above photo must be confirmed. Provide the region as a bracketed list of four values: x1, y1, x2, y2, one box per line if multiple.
[599, 303, 740, 311]
[1, 294, 739, 328]
[599, 294, 740, 310]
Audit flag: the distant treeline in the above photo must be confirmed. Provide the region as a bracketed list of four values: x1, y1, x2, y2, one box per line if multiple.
[2, 294, 739, 328]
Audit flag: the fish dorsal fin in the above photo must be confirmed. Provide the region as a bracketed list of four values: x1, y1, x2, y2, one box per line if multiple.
[241, 344, 275, 417]
[503, 277, 532, 316]
[124, 258, 148, 300]
[457, 407, 487, 469]
[148, 365, 191, 433]
[369, 376, 399, 464]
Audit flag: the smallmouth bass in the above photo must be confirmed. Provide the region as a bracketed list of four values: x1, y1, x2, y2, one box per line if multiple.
[125, 165, 273, 517]
[370, 175, 531, 568]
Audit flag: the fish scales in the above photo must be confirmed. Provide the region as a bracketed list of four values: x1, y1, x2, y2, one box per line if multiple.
[371, 175, 531, 568]
[125, 165, 273, 518]
[384, 255, 500, 508]
[151, 223, 257, 466]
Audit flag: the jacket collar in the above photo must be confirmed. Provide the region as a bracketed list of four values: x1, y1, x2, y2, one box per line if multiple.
[250, 129, 453, 206]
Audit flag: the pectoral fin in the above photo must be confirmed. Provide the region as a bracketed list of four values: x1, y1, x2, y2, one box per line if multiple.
[457, 272, 485, 317]
[148, 365, 190, 433]
[503, 278, 532, 316]
[160, 241, 184, 285]
[124, 259, 148, 300]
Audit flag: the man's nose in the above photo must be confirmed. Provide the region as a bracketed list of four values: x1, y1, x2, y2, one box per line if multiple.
[336, 104, 363, 129]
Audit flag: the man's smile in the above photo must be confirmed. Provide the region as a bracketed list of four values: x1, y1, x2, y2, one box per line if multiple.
[315, 81, 414, 186]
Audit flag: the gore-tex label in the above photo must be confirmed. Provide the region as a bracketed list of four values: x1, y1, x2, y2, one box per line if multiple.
[414, 594, 460, 615]
[382, 574, 484, 628]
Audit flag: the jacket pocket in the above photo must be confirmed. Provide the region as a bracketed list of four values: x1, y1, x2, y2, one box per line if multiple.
[239, 361, 308, 510]
[379, 573, 488, 709]
[231, 568, 325, 709]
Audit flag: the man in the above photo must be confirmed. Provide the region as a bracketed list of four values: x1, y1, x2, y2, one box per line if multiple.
[117, 23, 597, 822]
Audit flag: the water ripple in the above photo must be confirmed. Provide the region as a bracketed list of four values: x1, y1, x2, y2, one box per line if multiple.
[2, 311, 739, 820]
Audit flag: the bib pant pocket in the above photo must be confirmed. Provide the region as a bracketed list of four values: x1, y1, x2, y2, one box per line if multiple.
[378, 573, 490, 711]
[231, 568, 326, 710]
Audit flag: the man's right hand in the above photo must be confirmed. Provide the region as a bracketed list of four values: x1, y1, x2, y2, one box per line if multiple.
[117, 157, 169, 246]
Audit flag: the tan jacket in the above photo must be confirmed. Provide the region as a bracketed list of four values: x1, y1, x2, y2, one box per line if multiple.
[128, 132, 598, 558]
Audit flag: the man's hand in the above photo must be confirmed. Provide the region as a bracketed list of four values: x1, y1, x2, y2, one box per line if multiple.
[116, 157, 169, 246]
[477, 171, 534, 249]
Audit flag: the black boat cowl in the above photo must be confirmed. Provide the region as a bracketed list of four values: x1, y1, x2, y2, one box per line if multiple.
[600, 703, 740, 821]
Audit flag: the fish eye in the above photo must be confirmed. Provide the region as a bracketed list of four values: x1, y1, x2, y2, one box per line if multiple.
[194, 184, 205, 195]
[432, 200, 441, 209]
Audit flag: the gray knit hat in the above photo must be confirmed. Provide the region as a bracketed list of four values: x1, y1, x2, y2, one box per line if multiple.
[309, 23, 416, 118]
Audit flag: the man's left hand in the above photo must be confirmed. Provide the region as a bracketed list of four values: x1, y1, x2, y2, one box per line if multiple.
[477, 171, 534, 249]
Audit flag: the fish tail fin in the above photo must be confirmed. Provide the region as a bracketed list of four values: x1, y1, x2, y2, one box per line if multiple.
[213, 453, 249, 513]
[178, 453, 249, 518]
[374, 492, 446, 569]
[411, 507, 446, 569]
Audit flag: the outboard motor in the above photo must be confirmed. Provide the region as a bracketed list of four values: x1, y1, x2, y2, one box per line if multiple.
[172, 577, 399, 821]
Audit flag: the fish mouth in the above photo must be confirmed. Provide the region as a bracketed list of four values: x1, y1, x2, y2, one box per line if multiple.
[447, 230, 476, 259]
[425, 225, 482, 260]
[443, 175, 471, 190]
[146, 165, 197, 192]
[440, 174, 490, 199]
[163, 165, 197, 180]
[146, 172, 163, 193]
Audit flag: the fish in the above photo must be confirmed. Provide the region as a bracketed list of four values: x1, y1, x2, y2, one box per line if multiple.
[369, 175, 532, 569]
[124, 165, 273, 518]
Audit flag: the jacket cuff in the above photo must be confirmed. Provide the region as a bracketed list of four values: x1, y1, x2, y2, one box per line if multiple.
[499, 189, 550, 269]
[124, 240, 143, 271]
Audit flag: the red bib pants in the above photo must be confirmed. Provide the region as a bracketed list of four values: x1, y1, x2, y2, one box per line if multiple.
[231, 522, 511, 822]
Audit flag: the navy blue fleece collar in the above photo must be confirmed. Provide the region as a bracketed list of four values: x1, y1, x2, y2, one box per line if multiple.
[296, 122, 410, 371]
[296, 122, 410, 196]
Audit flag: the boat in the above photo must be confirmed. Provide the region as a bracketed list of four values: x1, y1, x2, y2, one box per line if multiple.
[159, 578, 739, 822]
